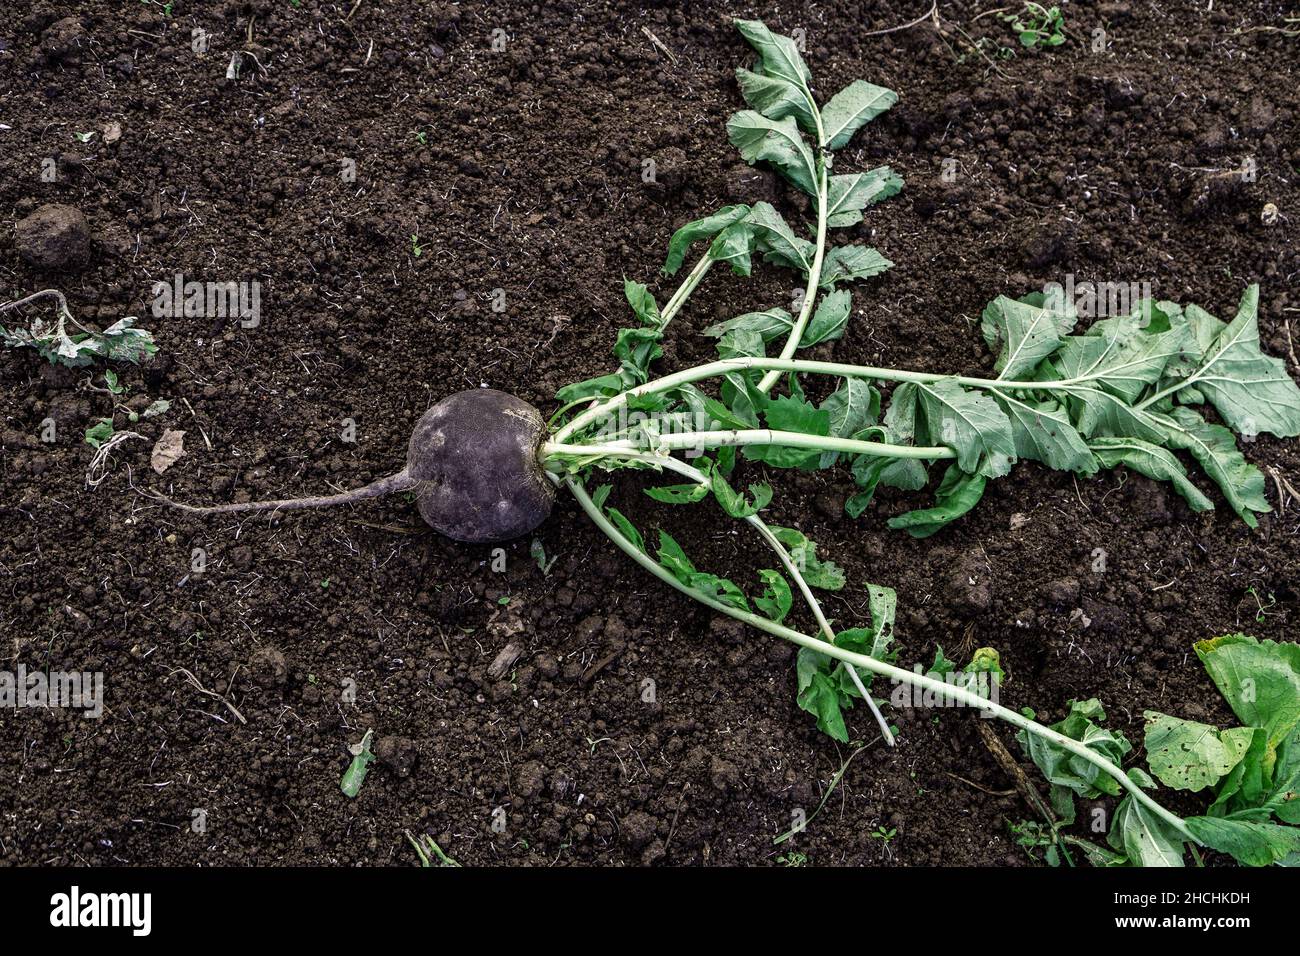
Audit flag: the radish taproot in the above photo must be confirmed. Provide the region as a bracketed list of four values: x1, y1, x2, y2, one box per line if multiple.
[156, 388, 553, 544]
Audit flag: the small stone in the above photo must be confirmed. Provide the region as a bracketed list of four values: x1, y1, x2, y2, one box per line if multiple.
[645, 146, 689, 196]
[621, 810, 657, 848]
[249, 645, 288, 686]
[374, 736, 418, 777]
[15, 204, 91, 270]
[1042, 577, 1080, 605]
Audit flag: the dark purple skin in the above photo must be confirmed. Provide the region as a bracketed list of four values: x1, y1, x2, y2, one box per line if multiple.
[408, 389, 555, 543]
[152, 388, 555, 544]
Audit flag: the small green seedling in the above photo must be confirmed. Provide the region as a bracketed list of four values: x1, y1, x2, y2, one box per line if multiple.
[340, 729, 375, 799]
[84, 418, 115, 449]
[1245, 586, 1276, 623]
[530, 538, 558, 575]
[1001, 3, 1066, 48]
[776, 851, 808, 867]
[411, 234, 424, 257]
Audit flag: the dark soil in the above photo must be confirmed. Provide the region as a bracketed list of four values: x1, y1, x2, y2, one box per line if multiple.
[2, 0, 1297, 867]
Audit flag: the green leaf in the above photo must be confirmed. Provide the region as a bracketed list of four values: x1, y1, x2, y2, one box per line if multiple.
[819, 80, 897, 150]
[100, 318, 158, 363]
[1162, 406, 1270, 527]
[687, 571, 750, 610]
[663, 205, 751, 275]
[340, 730, 376, 799]
[1017, 699, 1134, 825]
[708, 466, 772, 518]
[1263, 727, 1300, 823]
[797, 668, 849, 742]
[656, 529, 695, 580]
[832, 583, 898, 693]
[5, 313, 158, 368]
[644, 482, 710, 505]
[745, 393, 829, 468]
[606, 507, 646, 553]
[967, 647, 1006, 684]
[1054, 324, 1190, 404]
[995, 394, 1098, 475]
[914, 378, 1016, 478]
[1067, 386, 1172, 443]
[735, 67, 815, 133]
[673, 384, 754, 432]
[826, 168, 903, 228]
[860, 384, 930, 493]
[818, 245, 892, 289]
[716, 327, 766, 360]
[929, 646, 958, 677]
[887, 464, 987, 538]
[821, 378, 880, 440]
[1176, 286, 1300, 438]
[981, 292, 1076, 380]
[1108, 793, 1186, 867]
[745, 202, 815, 273]
[623, 279, 661, 328]
[734, 19, 812, 88]
[84, 418, 114, 449]
[726, 111, 818, 196]
[1143, 712, 1252, 793]
[555, 371, 625, 404]
[1210, 728, 1271, 816]
[768, 525, 846, 590]
[702, 308, 793, 344]
[613, 326, 663, 384]
[1090, 437, 1215, 514]
[1194, 634, 1300, 753]
[656, 530, 749, 611]
[1185, 816, 1300, 867]
[707, 221, 758, 276]
[755, 569, 793, 623]
[1185, 302, 1227, 354]
[800, 288, 852, 347]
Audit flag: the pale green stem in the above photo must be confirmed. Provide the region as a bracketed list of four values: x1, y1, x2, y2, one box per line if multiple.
[749, 517, 896, 746]
[552, 450, 895, 745]
[759, 157, 830, 394]
[1134, 379, 1188, 411]
[561, 474, 1196, 844]
[543, 430, 953, 462]
[658, 429, 953, 459]
[658, 251, 714, 330]
[551, 356, 1046, 444]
